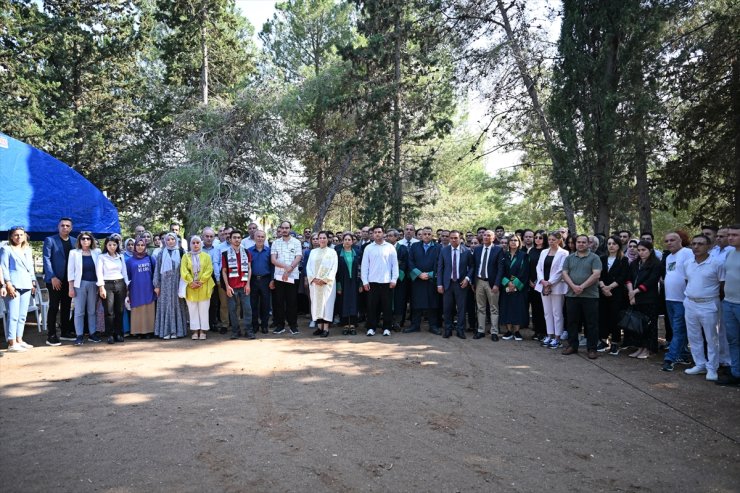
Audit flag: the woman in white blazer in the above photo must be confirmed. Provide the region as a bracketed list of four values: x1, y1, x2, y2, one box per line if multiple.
[535, 232, 570, 349]
[67, 232, 102, 344]
[1, 226, 37, 352]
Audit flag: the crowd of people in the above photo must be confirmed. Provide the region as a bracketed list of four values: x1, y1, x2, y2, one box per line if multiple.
[1, 217, 737, 387]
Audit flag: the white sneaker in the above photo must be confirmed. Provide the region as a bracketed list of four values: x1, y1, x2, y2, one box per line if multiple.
[561, 331, 569, 340]
[382, 329, 391, 337]
[366, 329, 376, 336]
[19, 341, 34, 349]
[684, 366, 707, 375]
[309, 320, 316, 328]
[7, 345, 27, 352]
[705, 369, 718, 381]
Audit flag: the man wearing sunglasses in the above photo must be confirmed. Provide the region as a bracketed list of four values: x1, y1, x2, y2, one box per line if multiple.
[43, 217, 77, 345]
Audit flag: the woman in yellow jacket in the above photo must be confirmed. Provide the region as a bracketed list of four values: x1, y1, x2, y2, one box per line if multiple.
[181, 235, 215, 340]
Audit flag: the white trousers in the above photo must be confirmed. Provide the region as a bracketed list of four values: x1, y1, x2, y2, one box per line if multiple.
[542, 293, 565, 337]
[684, 298, 719, 371]
[187, 300, 211, 331]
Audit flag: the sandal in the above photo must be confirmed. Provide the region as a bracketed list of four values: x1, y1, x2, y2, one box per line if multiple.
[191, 332, 199, 340]
[199, 332, 207, 340]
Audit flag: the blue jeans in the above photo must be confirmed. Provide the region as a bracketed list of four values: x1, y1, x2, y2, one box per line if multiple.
[4, 289, 31, 341]
[74, 280, 98, 336]
[722, 300, 740, 378]
[227, 288, 252, 336]
[665, 300, 691, 363]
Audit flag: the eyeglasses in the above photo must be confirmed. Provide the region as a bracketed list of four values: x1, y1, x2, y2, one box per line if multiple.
[690, 242, 708, 246]
[80, 237, 92, 241]
[10, 225, 25, 231]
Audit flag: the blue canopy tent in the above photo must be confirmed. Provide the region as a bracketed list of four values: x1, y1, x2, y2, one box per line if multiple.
[0, 133, 120, 240]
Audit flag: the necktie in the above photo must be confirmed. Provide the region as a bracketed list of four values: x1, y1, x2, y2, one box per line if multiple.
[452, 248, 458, 282]
[481, 247, 489, 279]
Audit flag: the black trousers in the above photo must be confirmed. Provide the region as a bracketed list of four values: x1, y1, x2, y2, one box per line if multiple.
[273, 280, 297, 329]
[103, 279, 127, 337]
[47, 280, 74, 337]
[566, 297, 599, 351]
[250, 275, 271, 330]
[599, 291, 624, 342]
[529, 289, 546, 336]
[209, 274, 219, 329]
[443, 282, 468, 333]
[366, 283, 392, 330]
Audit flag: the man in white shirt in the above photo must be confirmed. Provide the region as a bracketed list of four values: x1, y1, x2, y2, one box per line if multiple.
[271, 221, 303, 335]
[683, 234, 726, 382]
[240, 222, 258, 250]
[661, 232, 695, 371]
[361, 225, 399, 337]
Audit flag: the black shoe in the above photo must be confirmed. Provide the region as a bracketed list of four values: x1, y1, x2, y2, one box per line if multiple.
[402, 326, 420, 334]
[473, 332, 485, 340]
[230, 333, 240, 340]
[114, 335, 125, 343]
[443, 331, 451, 338]
[491, 334, 499, 342]
[596, 340, 608, 352]
[320, 330, 329, 338]
[107, 336, 115, 344]
[46, 335, 62, 346]
[313, 328, 323, 336]
[59, 333, 77, 341]
[514, 331, 523, 341]
[661, 361, 675, 372]
[261, 328, 268, 334]
[429, 327, 441, 336]
[289, 327, 300, 335]
[456, 331, 466, 339]
[715, 375, 740, 386]
[247, 332, 256, 340]
[219, 327, 227, 335]
[501, 331, 514, 340]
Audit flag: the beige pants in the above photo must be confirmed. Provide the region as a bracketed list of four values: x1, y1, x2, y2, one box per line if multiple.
[475, 278, 499, 334]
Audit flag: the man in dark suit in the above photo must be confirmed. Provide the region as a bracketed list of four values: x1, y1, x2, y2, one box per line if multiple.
[472, 230, 505, 341]
[404, 227, 441, 335]
[437, 231, 474, 338]
[43, 217, 77, 345]
[386, 229, 408, 330]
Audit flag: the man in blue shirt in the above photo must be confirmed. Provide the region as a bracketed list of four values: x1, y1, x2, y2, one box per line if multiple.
[248, 230, 274, 334]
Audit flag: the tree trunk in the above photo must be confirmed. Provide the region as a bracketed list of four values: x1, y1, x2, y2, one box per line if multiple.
[634, 113, 652, 233]
[200, 11, 209, 105]
[72, 39, 83, 170]
[496, 0, 576, 233]
[391, 0, 403, 226]
[313, 149, 356, 231]
[733, 54, 740, 222]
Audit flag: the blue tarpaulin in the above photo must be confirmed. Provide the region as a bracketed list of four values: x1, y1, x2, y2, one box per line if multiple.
[0, 133, 120, 240]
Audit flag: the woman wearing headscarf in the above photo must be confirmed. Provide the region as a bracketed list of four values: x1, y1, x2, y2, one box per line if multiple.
[307, 231, 338, 337]
[1, 226, 37, 352]
[153, 232, 187, 339]
[123, 238, 135, 260]
[181, 235, 215, 340]
[126, 238, 157, 339]
[67, 231, 102, 344]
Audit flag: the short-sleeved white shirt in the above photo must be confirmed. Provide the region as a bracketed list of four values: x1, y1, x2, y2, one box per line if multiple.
[684, 255, 725, 299]
[271, 236, 302, 280]
[664, 247, 693, 301]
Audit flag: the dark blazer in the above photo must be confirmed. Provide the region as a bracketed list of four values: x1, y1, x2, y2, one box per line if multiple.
[437, 244, 474, 291]
[408, 241, 440, 310]
[43, 233, 77, 283]
[395, 242, 408, 282]
[600, 255, 629, 294]
[628, 259, 661, 305]
[501, 250, 530, 290]
[472, 244, 504, 288]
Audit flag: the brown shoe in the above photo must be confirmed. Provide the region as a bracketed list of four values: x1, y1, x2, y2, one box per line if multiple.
[587, 349, 597, 359]
[562, 346, 578, 356]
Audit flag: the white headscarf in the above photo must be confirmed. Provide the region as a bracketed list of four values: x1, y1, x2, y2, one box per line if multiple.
[160, 232, 181, 273]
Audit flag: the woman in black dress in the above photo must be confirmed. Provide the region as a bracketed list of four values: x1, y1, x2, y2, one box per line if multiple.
[598, 236, 629, 355]
[528, 230, 546, 340]
[626, 241, 662, 359]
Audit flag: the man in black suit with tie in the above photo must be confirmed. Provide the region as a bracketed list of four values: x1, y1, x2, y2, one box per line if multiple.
[437, 231, 474, 338]
[473, 230, 505, 341]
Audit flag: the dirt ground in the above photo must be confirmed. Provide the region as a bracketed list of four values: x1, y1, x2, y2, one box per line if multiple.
[1, 319, 738, 493]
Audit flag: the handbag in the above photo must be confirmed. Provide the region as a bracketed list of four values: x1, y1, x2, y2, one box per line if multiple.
[617, 307, 649, 336]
